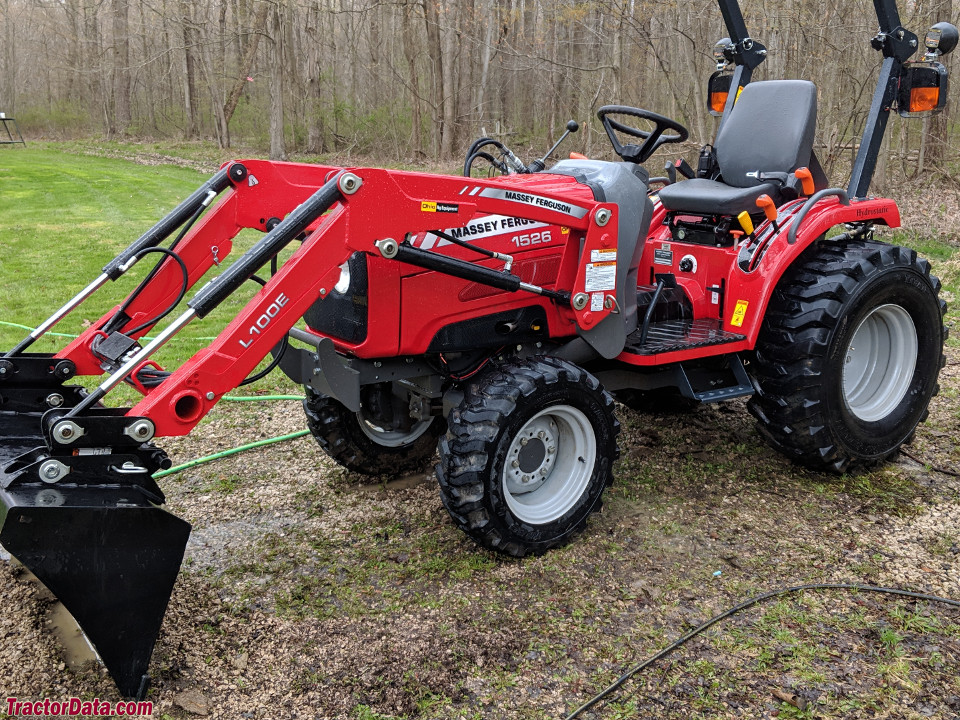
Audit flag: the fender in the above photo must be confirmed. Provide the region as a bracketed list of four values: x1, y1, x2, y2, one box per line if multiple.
[724, 195, 901, 345]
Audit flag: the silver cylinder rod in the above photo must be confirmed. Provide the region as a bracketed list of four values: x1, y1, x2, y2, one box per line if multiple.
[5, 273, 111, 357]
[66, 308, 197, 417]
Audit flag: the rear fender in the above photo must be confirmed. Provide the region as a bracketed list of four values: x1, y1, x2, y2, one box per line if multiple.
[723, 196, 900, 344]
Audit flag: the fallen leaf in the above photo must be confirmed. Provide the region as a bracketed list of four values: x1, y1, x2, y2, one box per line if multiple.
[772, 688, 807, 710]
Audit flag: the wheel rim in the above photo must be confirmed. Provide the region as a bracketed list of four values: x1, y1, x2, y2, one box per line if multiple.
[502, 405, 596, 525]
[842, 303, 918, 422]
[356, 411, 433, 448]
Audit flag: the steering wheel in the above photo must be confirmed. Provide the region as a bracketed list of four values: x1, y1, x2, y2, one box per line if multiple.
[597, 106, 689, 164]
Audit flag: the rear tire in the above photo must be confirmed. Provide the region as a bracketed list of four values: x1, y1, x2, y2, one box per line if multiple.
[748, 238, 946, 472]
[304, 388, 445, 476]
[436, 356, 619, 557]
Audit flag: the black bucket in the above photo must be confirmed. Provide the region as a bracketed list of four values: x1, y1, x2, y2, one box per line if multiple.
[0, 369, 190, 699]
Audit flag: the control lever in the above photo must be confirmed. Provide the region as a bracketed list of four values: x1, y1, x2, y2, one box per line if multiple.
[756, 194, 779, 232]
[746, 167, 814, 196]
[526, 120, 580, 173]
[664, 161, 677, 185]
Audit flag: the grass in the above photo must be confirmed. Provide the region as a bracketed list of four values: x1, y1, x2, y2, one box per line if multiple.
[0, 144, 301, 400]
[2, 141, 959, 718]
[891, 230, 960, 348]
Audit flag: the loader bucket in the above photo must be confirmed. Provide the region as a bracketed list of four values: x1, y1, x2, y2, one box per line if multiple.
[0, 411, 190, 700]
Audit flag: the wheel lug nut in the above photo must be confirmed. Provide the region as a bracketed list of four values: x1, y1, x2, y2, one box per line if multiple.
[538, 431, 546, 439]
[511, 460, 519, 468]
[521, 438, 528, 446]
[548, 446, 556, 454]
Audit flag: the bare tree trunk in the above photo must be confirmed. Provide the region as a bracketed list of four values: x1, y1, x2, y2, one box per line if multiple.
[402, 0, 424, 157]
[180, 0, 200, 137]
[304, 1, 325, 153]
[269, 2, 286, 160]
[197, 29, 230, 148]
[474, 0, 494, 129]
[423, 0, 444, 156]
[112, 0, 131, 134]
[439, 1, 457, 158]
[1, 0, 15, 112]
[925, 0, 952, 166]
[223, 1, 270, 131]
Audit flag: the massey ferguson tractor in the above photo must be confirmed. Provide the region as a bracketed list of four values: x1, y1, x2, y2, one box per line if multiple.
[0, 0, 955, 700]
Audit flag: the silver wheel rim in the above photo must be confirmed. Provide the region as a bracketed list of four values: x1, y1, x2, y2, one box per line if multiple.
[502, 405, 595, 525]
[356, 412, 433, 448]
[842, 303, 918, 422]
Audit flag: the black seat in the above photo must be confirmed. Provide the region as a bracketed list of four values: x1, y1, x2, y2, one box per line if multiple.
[657, 80, 818, 216]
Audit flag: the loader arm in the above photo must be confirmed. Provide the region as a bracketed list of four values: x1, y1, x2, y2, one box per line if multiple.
[56, 160, 344, 377]
[0, 161, 611, 699]
[47, 165, 611, 437]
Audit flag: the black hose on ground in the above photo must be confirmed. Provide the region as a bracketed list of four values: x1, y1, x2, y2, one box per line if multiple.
[564, 582, 960, 719]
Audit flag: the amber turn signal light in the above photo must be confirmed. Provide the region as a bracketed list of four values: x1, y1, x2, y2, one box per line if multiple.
[909, 86, 940, 113]
[710, 92, 729, 114]
[794, 167, 815, 195]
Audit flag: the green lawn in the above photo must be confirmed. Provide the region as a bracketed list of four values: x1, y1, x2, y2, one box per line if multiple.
[0, 145, 298, 398]
[0, 144, 956, 409]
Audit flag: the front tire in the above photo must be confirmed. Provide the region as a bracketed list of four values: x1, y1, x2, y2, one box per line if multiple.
[304, 387, 445, 476]
[437, 356, 619, 557]
[748, 238, 946, 473]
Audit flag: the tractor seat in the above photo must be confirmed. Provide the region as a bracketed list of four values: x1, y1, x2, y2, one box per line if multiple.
[657, 80, 818, 217]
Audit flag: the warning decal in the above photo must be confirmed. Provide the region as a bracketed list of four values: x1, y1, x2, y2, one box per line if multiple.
[590, 248, 617, 263]
[584, 262, 616, 292]
[731, 300, 749, 327]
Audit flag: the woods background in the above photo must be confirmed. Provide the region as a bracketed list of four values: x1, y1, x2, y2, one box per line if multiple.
[0, 0, 956, 183]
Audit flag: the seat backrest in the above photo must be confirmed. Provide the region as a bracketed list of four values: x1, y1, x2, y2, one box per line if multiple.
[715, 80, 817, 188]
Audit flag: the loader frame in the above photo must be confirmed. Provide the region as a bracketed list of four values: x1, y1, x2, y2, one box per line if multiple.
[0, 0, 950, 700]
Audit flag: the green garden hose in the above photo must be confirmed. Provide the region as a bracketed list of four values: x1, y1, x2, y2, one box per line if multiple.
[153, 429, 310, 479]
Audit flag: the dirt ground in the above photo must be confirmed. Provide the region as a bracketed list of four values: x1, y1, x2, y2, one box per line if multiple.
[0, 151, 959, 718]
[0, 344, 957, 719]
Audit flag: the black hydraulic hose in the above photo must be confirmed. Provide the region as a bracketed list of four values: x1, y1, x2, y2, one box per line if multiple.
[463, 137, 507, 176]
[464, 151, 508, 176]
[388, 241, 570, 305]
[393, 242, 522, 291]
[463, 138, 528, 175]
[563, 582, 960, 719]
[105, 198, 210, 336]
[103, 165, 236, 280]
[431, 229, 502, 261]
[189, 172, 344, 319]
[120, 247, 190, 336]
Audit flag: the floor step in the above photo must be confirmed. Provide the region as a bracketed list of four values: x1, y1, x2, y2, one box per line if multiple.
[624, 318, 746, 356]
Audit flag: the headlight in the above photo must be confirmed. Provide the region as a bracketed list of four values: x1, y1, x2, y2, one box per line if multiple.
[334, 261, 351, 294]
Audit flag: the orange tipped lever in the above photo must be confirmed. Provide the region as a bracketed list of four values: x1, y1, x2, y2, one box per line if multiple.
[794, 167, 815, 195]
[569, 152, 589, 160]
[756, 194, 779, 231]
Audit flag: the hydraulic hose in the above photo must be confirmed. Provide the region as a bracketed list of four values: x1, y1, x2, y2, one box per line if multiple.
[564, 582, 960, 719]
[153, 429, 309, 479]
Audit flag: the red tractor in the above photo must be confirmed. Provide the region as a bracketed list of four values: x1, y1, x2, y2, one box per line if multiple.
[0, 0, 955, 700]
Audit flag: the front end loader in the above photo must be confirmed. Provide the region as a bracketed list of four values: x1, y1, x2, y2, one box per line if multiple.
[1, 0, 955, 699]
